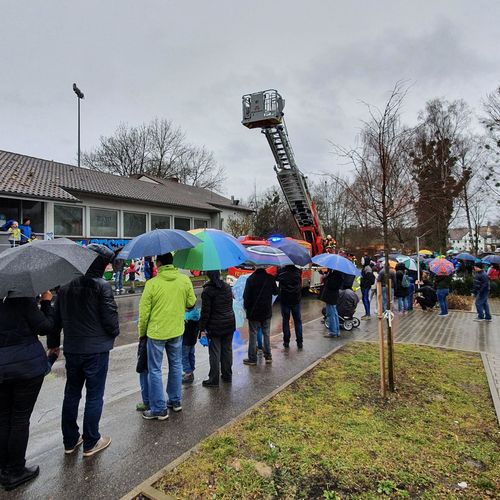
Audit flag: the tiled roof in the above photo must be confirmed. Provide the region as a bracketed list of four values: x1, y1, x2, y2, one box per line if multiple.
[0, 150, 252, 213]
[448, 228, 469, 241]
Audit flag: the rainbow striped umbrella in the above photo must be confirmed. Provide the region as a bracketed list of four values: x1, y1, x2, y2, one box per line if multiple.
[173, 229, 248, 271]
[429, 258, 454, 276]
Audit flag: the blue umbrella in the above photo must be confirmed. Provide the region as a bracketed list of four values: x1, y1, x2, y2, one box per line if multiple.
[268, 238, 312, 266]
[312, 253, 360, 276]
[119, 229, 201, 259]
[483, 254, 500, 264]
[245, 245, 293, 267]
[456, 252, 476, 262]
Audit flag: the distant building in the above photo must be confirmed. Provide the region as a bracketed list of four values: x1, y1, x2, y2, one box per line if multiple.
[0, 150, 251, 247]
[448, 226, 500, 253]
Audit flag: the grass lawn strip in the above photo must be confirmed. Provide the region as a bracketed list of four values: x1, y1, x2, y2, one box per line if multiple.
[154, 343, 500, 499]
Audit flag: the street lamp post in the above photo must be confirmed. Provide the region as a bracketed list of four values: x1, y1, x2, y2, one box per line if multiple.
[73, 83, 84, 167]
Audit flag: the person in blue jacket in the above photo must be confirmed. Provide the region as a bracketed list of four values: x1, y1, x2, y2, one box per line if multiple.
[473, 262, 492, 322]
[18, 218, 32, 244]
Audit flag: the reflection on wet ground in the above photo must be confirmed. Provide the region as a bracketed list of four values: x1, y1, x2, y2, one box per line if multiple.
[116, 292, 324, 347]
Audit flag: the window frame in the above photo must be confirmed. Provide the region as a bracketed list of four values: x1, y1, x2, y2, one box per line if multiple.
[89, 206, 119, 238]
[54, 203, 85, 238]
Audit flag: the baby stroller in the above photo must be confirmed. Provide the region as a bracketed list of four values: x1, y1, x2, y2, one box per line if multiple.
[321, 289, 361, 332]
[321, 307, 360, 331]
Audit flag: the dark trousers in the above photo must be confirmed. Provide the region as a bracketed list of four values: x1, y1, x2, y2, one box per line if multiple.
[416, 297, 434, 310]
[0, 375, 44, 473]
[281, 303, 303, 346]
[207, 333, 233, 383]
[62, 352, 109, 452]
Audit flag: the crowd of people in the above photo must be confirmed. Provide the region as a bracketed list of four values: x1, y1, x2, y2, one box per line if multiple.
[0, 241, 497, 492]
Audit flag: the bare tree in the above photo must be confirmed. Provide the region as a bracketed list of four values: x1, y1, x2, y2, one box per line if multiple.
[312, 174, 352, 246]
[482, 86, 500, 203]
[82, 118, 226, 192]
[335, 82, 416, 392]
[176, 146, 226, 192]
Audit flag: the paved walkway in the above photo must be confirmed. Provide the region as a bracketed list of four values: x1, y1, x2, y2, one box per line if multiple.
[6, 303, 499, 500]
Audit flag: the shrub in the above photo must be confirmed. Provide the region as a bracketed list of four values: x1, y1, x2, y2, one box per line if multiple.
[447, 293, 473, 311]
[451, 274, 473, 296]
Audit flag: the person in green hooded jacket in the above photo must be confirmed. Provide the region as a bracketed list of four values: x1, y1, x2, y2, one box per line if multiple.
[137, 253, 196, 420]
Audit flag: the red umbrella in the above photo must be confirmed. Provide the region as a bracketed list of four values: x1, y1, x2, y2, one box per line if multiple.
[429, 258, 454, 276]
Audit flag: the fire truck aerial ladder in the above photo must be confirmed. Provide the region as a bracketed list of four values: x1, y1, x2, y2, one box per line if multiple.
[242, 89, 324, 256]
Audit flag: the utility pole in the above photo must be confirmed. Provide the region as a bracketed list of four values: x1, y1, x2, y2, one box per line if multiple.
[73, 83, 84, 167]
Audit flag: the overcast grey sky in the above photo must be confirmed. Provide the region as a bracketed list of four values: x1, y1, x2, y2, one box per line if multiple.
[1, 1, 499, 200]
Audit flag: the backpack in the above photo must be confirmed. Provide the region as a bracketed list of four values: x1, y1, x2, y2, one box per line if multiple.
[401, 272, 410, 288]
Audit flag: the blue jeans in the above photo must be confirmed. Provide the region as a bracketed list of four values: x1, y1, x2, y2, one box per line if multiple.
[147, 336, 183, 414]
[257, 328, 263, 350]
[326, 304, 339, 335]
[361, 288, 371, 316]
[62, 352, 109, 452]
[182, 344, 196, 373]
[397, 296, 409, 312]
[281, 303, 303, 345]
[114, 271, 123, 290]
[436, 288, 449, 315]
[475, 293, 492, 320]
[381, 287, 394, 311]
[140, 371, 149, 407]
[248, 319, 271, 361]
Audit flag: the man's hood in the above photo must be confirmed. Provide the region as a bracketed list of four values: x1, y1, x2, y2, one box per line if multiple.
[157, 265, 180, 280]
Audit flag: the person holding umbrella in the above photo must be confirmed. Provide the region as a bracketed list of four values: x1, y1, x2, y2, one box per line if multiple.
[0, 291, 58, 491]
[276, 264, 303, 349]
[52, 244, 120, 457]
[199, 271, 236, 387]
[243, 267, 279, 365]
[0, 238, 97, 491]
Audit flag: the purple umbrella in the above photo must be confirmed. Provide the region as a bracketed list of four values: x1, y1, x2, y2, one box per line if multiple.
[268, 237, 311, 266]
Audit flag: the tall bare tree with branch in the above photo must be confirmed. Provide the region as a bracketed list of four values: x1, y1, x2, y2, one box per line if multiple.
[82, 118, 226, 192]
[335, 82, 415, 392]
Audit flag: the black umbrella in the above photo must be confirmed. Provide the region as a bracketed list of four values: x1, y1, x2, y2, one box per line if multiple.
[0, 238, 97, 298]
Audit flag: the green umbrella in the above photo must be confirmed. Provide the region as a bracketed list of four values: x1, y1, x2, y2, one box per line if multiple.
[173, 229, 248, 271]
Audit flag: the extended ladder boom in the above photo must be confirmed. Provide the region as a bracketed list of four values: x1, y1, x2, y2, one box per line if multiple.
[242, 90, 324, 255]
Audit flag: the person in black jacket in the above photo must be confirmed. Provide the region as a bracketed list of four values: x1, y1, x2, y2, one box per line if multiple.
[360, 266, 375, 319]
[0, 292, 58, 491]
[277, 265, 303, 349]
[320, 270, 344, 337]
[243, 268, 278, 365]
[199, 271, 236, 387]
[52, 244, 119, 458]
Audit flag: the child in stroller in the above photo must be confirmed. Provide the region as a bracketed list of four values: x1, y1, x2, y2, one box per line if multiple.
[322, 288, 360, 331]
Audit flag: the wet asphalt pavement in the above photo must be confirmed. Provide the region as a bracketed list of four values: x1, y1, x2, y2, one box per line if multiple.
[5, 293, 328, 500]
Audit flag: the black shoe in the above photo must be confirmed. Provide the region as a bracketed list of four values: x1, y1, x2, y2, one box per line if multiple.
[3, 466, 40, 491]
[0, 470, 8, 487]
[297, 343, 303, 350]
[283, 343, 290, 349]
[243, 358, 257, 366]
[166, 400, 182, 412]
[221, 376, 232, 383]
[202, 379, 219, 387]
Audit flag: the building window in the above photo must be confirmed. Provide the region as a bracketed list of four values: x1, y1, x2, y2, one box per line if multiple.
[151, 214, 171, 229]
[124, 212, 146, 238]
[174, 217, 191, 231]
[193, 219, 209, 229]
[54, 205, 84, 236]
[90, 208, 118, 237]
[0, 198, 20, 228]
